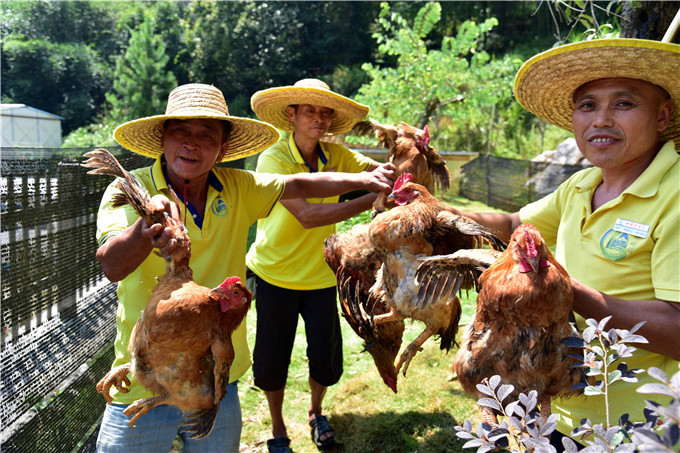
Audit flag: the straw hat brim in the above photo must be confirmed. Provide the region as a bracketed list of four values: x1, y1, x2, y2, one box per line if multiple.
[251, 86, 370, 135]
[514, 38, 680, 150]
[114, 114, 280, 162]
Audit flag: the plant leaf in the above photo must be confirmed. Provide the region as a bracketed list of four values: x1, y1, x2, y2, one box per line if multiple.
[583, 385, 603, 396]
[478, 397, 501, 411]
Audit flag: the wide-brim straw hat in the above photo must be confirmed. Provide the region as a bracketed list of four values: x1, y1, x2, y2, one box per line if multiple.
[250, 78, 370, 135]
[514, 38, 680, 150]
[114, 83, 280, 162]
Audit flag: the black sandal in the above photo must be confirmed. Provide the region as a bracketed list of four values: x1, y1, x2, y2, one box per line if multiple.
[309, 414, 335, 450]
[267, 437, 292, 453]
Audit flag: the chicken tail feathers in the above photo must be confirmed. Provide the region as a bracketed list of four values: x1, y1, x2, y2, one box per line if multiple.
[180, 406, 219, 440]
[82, 148, 163, 226]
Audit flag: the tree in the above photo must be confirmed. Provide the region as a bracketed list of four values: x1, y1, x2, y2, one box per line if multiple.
[354, 2, 522, 154]
[105, 20, 177, 124]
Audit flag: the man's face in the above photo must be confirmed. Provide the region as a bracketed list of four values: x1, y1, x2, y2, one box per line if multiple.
[161, 118, 227, 182]
[287, 104, 334, 140]
[571, 78, 672, 170]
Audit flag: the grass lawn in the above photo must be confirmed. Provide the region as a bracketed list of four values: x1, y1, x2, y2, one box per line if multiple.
[237, 195, 505, 453]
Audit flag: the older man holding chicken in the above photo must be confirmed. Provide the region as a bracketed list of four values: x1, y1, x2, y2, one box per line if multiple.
[450, 38, 680, 450]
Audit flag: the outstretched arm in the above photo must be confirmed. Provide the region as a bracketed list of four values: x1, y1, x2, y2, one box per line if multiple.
[571, 278, 680, 360]
[447, 207, 521, 244]
[280, 162, 396, 201]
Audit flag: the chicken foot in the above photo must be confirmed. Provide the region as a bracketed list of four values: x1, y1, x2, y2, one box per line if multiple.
[123, 393, 170, 427]
[371, 191, 388, 219]
[395, 324, 438, 376]
[96, 364, 132, 403]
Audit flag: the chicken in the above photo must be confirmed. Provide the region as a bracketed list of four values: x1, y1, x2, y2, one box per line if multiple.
[353, 120, 450, 217]
[82, 148, 252, 439]
[324, 223, 403, 393]
[417, 224, 583, 424]
[367, 173, 505, 377]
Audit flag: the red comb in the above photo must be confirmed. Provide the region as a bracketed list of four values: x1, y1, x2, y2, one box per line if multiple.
[423, 125, 430, 145]
[394, 173, 414, 191]
[220, 276, 241, 288]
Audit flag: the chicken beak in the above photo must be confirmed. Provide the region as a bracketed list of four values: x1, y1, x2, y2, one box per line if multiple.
[386, 192, 397, 203]
[528, 256, 539, 273]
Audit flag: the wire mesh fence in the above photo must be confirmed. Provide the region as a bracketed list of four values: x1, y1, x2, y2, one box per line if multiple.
[1, 147, 152, 452]
[458, 153, 587, 212]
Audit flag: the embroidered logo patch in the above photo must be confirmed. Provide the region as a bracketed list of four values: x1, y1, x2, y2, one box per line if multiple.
[600, 228, 641, 261]
[211, 198, 228, 217]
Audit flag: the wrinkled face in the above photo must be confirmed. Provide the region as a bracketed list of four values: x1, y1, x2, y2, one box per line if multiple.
[287, 104, 334, 140]
[571, 78, 672, 170]
[161, 118, 228, 183]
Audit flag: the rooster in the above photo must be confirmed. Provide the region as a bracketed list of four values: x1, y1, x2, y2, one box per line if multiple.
[83, 149, 252, 439]
[417, 224, 583, 424]
[353, 120, 450, 218]
[324, 223, 403, 393]
[367, 173, 505, 377]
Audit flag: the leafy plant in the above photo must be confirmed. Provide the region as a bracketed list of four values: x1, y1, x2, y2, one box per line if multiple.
[455, 316, 680, 452]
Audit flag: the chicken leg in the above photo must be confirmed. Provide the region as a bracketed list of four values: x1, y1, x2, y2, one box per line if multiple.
[96, 364, 132, 402]
[394, 324, 438, 376]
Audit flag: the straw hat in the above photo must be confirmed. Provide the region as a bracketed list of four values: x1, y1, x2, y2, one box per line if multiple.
[514, 38, 680, 150]
[250, 78, 370, 135]
[114, 83, 280, 162]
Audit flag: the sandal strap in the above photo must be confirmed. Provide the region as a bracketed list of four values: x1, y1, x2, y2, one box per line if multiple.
[267, 437, 291, 453]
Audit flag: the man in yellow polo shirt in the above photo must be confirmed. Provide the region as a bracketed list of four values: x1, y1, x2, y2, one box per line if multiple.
[94, 83, 395, 452]
[450, 39, 680, 450]
[246, 79, 392, 452]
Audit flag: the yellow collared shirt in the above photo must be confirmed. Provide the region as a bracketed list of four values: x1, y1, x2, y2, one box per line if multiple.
[246, 134, 373, 290]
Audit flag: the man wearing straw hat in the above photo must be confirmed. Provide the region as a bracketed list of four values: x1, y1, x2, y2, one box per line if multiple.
[450, 38, 679, 449]
[245, 79, 393, 452]
[93, 83, 395, 452]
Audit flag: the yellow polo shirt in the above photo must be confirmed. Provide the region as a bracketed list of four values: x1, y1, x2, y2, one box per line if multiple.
[246, 134, 374, 290]
[96, 157, 284, 405]
[519, 140, 679, 435]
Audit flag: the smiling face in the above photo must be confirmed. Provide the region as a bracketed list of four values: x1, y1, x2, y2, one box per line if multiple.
[161, 118, 229, 184]
[287, 104, 334, 140]
[571, 78, 673, 170]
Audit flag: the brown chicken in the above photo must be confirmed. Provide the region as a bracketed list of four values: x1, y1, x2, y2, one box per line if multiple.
[324, 223, 403, 393]
[83, 149, 252, 439]
[353, 120, 450, 217]
[417, 224, 583, 423]
[367, 173, 505, 377]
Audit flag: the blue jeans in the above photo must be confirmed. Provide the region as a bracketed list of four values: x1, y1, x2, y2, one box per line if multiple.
[96, 381, 241, 453]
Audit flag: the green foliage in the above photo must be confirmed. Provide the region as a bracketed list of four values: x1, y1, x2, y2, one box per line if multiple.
[353, 2, 530, 156]
[1, 0, 121, 133]
[104, 19, 177, 124]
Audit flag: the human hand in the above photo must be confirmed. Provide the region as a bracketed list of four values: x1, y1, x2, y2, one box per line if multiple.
[365, 162, 397, 193]
[141, 195, 180, 254]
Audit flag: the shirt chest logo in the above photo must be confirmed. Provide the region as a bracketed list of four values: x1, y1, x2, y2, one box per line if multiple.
[211, 198, 228, 217]
[600, 228, 642, 261]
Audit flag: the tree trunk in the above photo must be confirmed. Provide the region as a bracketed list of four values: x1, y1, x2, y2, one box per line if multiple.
[620, 1, 680, 43]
